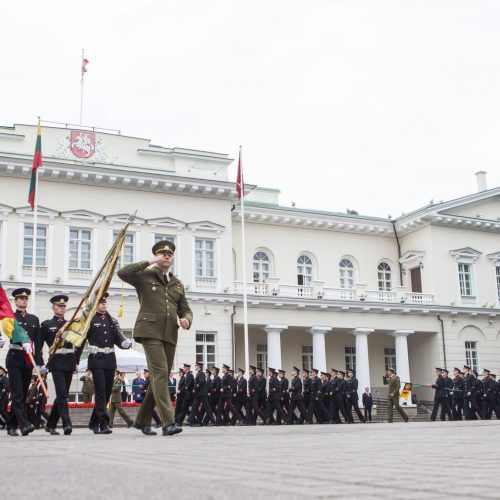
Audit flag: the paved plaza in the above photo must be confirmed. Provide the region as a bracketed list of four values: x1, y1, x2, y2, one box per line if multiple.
[2, 420, 499, 499]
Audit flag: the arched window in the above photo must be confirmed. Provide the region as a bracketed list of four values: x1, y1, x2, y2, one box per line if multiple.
[339, 258, 354, 289]
[253, 251, 270, 283]
[377, 262, 392, 291]
[297, 254, 313, 286]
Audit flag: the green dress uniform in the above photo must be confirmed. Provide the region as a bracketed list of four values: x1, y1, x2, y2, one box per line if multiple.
[79, 375, 94, 403]
[384, 372, 409, 422]
[117, 259, 193, 429]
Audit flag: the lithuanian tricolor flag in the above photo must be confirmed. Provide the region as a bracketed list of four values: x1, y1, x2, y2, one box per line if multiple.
[0, 283, 30, 344]
[28, 124, 42, 210]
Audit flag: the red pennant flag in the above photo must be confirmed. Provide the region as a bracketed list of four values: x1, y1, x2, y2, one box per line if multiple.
[236, 147, 244, 200]
[81, 58, 89, 78]
[28, 125, 42, 210]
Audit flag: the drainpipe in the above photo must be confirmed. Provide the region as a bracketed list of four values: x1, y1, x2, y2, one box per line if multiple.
[391, 220, 403, 286]
[437, 314, 447, 368]
[231, 305, 236, 367]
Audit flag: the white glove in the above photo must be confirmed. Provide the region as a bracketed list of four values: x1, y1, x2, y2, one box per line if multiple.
[40, 365, 48, 375]
[0, 337, 5, 348]
[121, 339, 132, 349]
[22, 342, 33, 354]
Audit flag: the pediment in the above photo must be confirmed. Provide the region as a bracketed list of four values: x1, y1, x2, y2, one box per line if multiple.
[187, 220, 225, 233]
[0, 204, 13, 214]
[147, 216, 186, 229]
[106, 213, 146, 224]
[487, 251, 500, 265]
[16, 205, 59, 218]
[450, 247, 482, 263]
[399, 250, 425, 264]
[61, 209, 103, 221]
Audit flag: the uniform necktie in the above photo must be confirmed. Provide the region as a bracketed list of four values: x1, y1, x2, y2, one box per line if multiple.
[164, 273, 169, 284]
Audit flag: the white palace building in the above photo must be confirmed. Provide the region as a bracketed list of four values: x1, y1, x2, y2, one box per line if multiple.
[0, 123, 499, 401]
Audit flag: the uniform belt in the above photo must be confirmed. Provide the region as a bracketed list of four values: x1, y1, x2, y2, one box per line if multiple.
[56, 348, 75, 354]
[89, 346, 115, 354]
[9, 344, 24, 351]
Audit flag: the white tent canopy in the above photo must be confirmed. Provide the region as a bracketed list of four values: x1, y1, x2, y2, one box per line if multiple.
[77, 347, 147, 372]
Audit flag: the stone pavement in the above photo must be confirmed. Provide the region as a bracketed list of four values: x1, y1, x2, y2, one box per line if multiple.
[2, 420, 499, 499]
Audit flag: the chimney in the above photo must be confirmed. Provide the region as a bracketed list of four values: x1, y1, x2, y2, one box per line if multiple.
[475, 171, 487, 192]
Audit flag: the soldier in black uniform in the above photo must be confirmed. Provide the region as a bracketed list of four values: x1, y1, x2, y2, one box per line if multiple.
[338, 371, 354, 423]
[302, 368, 311, 414]
[307, 368, 330, 424]
[473, 370, 483, 419]
[429, 368, 451, 421]
[216, 364, 243, 425]
[287, 367, 307, 424]
[197, 368, 213, 423]
[188, 362, 215, 426]
[174, 367, 185, 423]
[231, 368, 247, 425]
[204, 366, 221, 425]
[41, 294, 75, 435]
[345, 369, 366, 423]
[246, 365, 265, 425]
[264, 368, 286, 425]
[320, 372, 331, 415]
[33, 372, 49, 429]
[481, 369, 500, 419]
[176, 363, 194, 426]
[463, 365, 477, 420]
[256, 367, 267, 417]
[451, 367, 464, 420]
[0, 366, 10, 428]
[278, 369, 289, 419]
[440, 368, 454, 421]
[78, 293, 132, 434]
[5, 288, 40, 436]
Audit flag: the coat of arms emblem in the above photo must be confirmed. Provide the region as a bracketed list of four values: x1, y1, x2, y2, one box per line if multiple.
[70, 130, 96, 159]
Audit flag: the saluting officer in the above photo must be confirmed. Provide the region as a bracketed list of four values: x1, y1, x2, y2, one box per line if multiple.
[287, 366, 307, 424]
[41, 294, 75, 435]
[79, 292, 132, 434]
[4, 288, 39, 436]
[118, 240, 192, 437]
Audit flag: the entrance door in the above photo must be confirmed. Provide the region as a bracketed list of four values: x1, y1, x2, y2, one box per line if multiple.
[410, 267, 422, 293]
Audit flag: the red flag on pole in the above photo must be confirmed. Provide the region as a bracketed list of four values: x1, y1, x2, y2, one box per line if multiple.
[28, 124, 42, 210]
[81, 58, 89, 78]
[236, 147, 244, 200]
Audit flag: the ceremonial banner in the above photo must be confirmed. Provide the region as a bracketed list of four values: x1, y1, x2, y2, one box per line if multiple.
[400, 382, 412, 400]
[0, 284, 31, 344]
[28, 125, 42, 209]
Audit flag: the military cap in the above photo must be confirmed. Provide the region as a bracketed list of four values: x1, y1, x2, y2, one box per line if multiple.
[491, 374, 497, 379]
[292, 366, 300, 372]
[302, 368, 310, 373]
[268, 367, 275, 372]
[152, 240, 175, 255]
[387, 367, 395, 373]
[347, 368, 354, 373]
[435, 367, 443, 371]
[222, 363, 230, 370]
[99, 292, 110, 303]
[442, 368, 449, 373]
[0, 366, 7, 374]
[331, 368, 338, 373]
[195, 361, 203, 369]
[212, 366, 220, 372]
[311, 368, 319, 374]
[50, 294, 69, 305]
[463, 365, 471, 370]
[183, 363, 191, 368]
[472, 370, 478, 377]
[278, 369, 285, 374]
[178, 367, 183, 373]
[339, 370, 345, 376]
[321, 371, 328, 377]
[249, 365, 256, 371]
[144, 368, 149, 373]
[453, 367, 461, 372]
[256, 366, 264, 373]
[483, 368, 490, 374]
[205, 368, 211, 374]
[237, 368, 245, 373]
[12, 288, 31, 299]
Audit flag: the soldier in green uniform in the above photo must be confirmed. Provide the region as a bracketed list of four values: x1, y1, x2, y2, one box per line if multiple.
[79, 370, 94, 403]
[109, 370, 134, 429]
[118, 240, 193, 437]
[383, 367, 409, 423]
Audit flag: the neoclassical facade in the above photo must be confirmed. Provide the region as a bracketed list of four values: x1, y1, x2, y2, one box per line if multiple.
[0, 123, 499, 401]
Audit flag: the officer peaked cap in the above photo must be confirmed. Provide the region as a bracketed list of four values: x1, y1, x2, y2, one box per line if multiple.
[152, 240, 175, 255]
[12, 288, 31, 299]
[50, 294, 69, 305]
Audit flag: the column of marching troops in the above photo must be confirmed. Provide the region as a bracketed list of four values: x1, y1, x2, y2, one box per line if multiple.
[2, 287, 500, 436]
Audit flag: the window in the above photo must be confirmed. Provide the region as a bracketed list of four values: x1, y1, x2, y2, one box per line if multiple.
[339, 258, 354, 289]
[114, 231, 134, 267]
[196, 332, 216, 368]
[377, 262, 392, 291]
[496, 266, 500, 299]
[345, 346, 356, 371]
[297, 254, 313, 286]
[302, 345, 313, 372]
[253, 251, 270, 283]
[458, 263, 474, 297]
[465, 341, 478, 373]
[69, 228, 92, 269]
[384, 347, 396, 371]
[23, 224, 48, 267]
[195, 238, 215, 277]
[256, 344, 268, 371]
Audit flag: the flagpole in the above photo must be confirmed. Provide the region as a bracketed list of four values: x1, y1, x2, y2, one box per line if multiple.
[79, 49, 85, 127]
[239, 146, 250, 371]
[30, 118, 40, 314]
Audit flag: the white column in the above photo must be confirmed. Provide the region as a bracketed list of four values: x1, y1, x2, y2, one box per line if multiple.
[263, 324, 287, 369]
[309, 326, 331, 372]
[391, 329, 414, 406]
[352, 328, 373, 402]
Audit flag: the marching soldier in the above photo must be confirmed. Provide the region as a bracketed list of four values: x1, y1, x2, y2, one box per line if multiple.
[109, 369, 134, 429]
[246, 365, 265, 425]
[481, 369, 499, 420]
[117, 239, 192, 437]
[79, 293, 133, 433]
[451, 367, 464, 420]
[188, 362, 215, 426]
[41, 294, 75, 436]
[174, 367, 185, 424]
[287, 366, 307, 424]
[278, 369, 290, 417]
[440, 368, 454, 421]
[307, 368, 330, 424]
[256, 367, 267, 417]
[204, 366, 221, 425]
[345, 369, 366, 423]
[0, 366, 10, 429]
[463, 365, 477, 420]
[216, 364, 243, 425]
[176, 363, 194, 426]
[302, 368, 311, 413]
[231, 368, 247, 425]
[198, 367, 213, 424]
[338, 371, 354, 423]
[79, 370, 94, 403]
[473, 370, 483, 419]
[264, 368, 286, 425]
[383, 368, 408, 423]
[5, 288, 40, 436]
